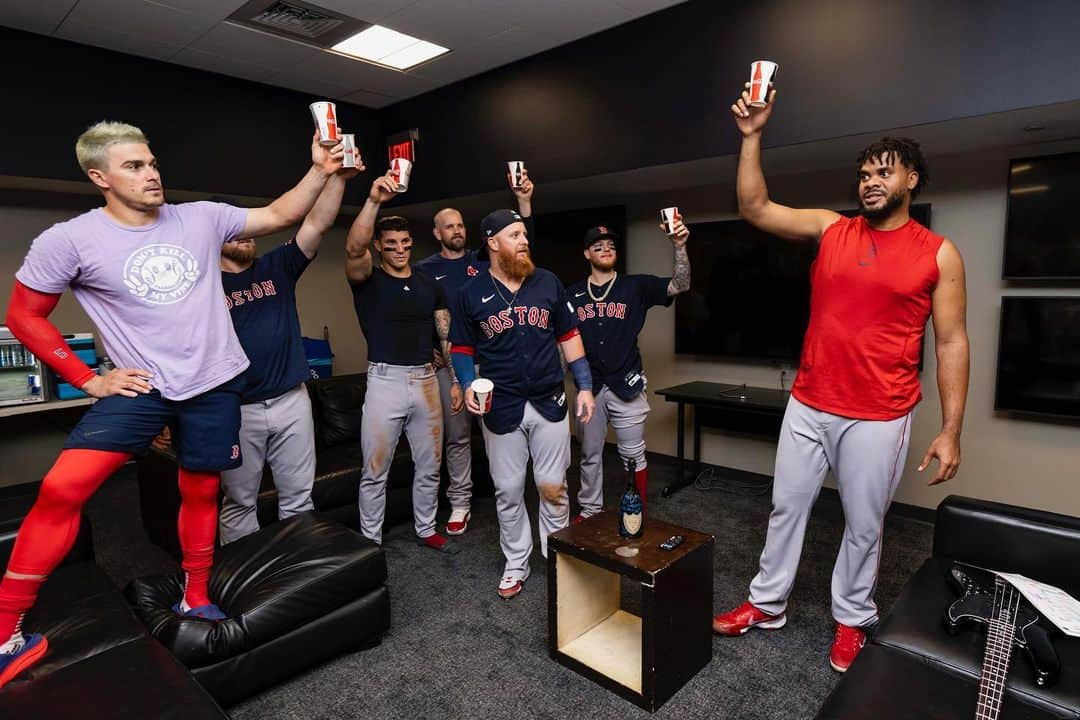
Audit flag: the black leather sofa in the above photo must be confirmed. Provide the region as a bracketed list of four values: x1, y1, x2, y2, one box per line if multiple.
[817, 495, 1080, 720]
[138, 372, 492, 559]
[0, 486, 229, 719]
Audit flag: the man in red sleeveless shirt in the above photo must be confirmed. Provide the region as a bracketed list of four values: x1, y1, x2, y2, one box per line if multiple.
[711, 83, 970, 673]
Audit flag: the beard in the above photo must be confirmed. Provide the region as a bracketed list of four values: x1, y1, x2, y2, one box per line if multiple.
[590, 256, 616, 272]
[859, 187, 907, 220]
[441, 234, 466, 252]
[495, 246, 535, 281]
[222, 242, 257, 264]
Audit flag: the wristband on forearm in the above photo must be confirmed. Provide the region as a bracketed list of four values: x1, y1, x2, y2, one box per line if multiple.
[568, 356, 592, 392]
[451, 348, 476, 388]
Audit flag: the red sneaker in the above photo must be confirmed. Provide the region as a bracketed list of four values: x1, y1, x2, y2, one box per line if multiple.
[446, 508, 471, 536]
[572, 513, 588, 525]
[712, 601, 787, 636]
[829, 623, 866, 672]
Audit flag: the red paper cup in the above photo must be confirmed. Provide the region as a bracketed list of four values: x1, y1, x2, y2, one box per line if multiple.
[391, 157, 413, 192]
[471, 378, 493, 414]
[309, 101, 341, 146]
[748, 60, 779, 108]
[660, 206, 679, 235]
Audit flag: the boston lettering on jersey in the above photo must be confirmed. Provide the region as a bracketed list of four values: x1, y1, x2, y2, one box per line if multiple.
[224, 280, 278, 308]
[568, 274, 672, 401]
[450, 267, 578, 435]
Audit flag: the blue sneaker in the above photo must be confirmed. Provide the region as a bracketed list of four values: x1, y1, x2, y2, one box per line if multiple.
[0, 633, 48, 688]
[171, 602, 227, 621]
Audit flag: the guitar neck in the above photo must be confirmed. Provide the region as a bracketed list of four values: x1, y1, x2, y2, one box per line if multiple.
[975, 578, 1021, 720]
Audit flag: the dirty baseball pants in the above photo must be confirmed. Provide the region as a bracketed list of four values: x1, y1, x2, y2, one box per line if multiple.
[359, 363, 443, 544]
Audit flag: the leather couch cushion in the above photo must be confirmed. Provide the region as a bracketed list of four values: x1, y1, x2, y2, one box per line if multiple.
[934, 496, 1080, 595]
[311, 374, 366, 447]
[875, 558, 1080, 717]
[126, 513, 386, 668]
[816, 643, 1075, 720]
[0, 637, 229, 720]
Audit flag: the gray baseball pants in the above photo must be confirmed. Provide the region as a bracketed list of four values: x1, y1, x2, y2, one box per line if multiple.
[576, 386, 650, 517]
[481, 401, 571, 582]
[748, 395, 913, 627]
[436, 366, 473, 510]
[359, 363, 443, 544]
[219, 383, 315, 544]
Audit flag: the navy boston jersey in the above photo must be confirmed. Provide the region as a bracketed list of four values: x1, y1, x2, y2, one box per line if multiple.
[567, 274, 672, 401]
[414, 248, 489, 307]
[223, 241, 312, 403]
[450, 267, 578, 434]
[351, 267, 448, 366]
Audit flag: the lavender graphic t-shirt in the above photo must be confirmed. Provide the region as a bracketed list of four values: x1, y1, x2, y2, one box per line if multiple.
[16, 201, 251, 401]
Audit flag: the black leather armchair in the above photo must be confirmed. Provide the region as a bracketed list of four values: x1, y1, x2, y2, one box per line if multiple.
[817, 496, 1080, 720]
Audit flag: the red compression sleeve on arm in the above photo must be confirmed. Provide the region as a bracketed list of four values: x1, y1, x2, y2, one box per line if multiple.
[5, 281, 96, 388]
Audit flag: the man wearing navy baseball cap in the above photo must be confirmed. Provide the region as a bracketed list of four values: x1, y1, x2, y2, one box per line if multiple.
[449, 207, 595, 599]
[569, 215, 691, 523]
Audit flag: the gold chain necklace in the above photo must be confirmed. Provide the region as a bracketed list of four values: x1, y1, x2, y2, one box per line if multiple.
[588, 272, 617, 302]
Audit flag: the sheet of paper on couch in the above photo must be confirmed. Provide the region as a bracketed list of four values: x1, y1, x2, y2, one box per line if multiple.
[993, 571, 1080, 637]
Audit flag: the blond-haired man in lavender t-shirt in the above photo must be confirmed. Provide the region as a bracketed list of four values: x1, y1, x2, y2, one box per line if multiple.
[0, 120, 346, 688]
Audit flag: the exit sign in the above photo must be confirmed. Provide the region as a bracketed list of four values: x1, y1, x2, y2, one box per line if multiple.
[386, 129, 419, 163]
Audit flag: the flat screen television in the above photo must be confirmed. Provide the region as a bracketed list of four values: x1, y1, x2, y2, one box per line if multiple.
[1003, 152, 1080, 279]
[675, 204, 931, 362]
[994, 296, 1080, 421]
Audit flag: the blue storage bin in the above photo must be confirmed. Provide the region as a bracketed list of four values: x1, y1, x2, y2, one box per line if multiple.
[302, 337, 333, 380]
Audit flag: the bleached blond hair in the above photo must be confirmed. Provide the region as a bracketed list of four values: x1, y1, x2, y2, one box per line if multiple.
[75, 121, 149, 174]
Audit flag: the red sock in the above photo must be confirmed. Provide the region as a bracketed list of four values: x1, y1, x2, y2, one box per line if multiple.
[0, 449, 129, 640]
[177, 469, 219, 609]
[635, 467, 648, 515]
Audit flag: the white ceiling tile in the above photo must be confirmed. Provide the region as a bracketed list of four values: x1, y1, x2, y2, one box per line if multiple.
[409, 27, 556, 84]
[62, 0, 218, 47]
[277, 48, 435, 97]
[55, 19, 186, 61]
[308, 0, 419, 23]
[610, 0, 686, 14]
[0, 1, 78, 35]
[464, 0, 632, 32]
[172, 47, 278, 83]
[267, 72, 360, 103]
[380, 0, 512, 47]
[189, 22, 320, 71]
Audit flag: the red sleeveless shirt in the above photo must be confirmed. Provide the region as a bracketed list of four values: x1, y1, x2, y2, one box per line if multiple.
[791, 215, 944, 420]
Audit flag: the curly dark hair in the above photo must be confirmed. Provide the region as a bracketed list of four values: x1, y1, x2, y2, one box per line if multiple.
[375, 215, 410, 239]
[856, 137, 929, 198]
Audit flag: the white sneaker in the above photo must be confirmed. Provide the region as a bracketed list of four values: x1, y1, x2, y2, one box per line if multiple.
[446, 508, 471, 536]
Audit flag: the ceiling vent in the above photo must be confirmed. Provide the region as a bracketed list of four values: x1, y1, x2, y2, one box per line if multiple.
[229, 0, 370, 47]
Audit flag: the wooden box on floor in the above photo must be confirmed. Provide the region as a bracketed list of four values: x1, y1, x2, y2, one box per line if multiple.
[547, 513, 714, 712]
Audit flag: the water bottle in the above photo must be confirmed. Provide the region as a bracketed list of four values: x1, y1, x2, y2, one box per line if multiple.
[618, 460, 644, 539]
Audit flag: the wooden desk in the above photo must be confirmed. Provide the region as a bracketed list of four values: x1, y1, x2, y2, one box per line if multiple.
[548, 512, 713, 712]
[653, 382, 790, 497]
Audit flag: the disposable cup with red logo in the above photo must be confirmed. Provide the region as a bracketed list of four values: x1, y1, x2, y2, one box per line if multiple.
[309, 101, 341, 146]
[507, 160, 525, 189]
[660, 206, 679, 235]
[471, 378, 494, 414]
[748, 60, 779, 108]
[341, 133, 358, 168]
[391, 157, 413, 192]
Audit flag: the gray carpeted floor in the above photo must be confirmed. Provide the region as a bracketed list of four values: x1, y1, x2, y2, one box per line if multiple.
[85, 449, 933, 720]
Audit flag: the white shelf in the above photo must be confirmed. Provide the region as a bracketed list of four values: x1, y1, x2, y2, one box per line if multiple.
[559, 610, 643, 693]
[0, 397, 95, 418]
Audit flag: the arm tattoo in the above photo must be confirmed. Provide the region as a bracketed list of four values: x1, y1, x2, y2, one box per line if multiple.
[434, 309, 457, 383]
[667, 244, 691, 296]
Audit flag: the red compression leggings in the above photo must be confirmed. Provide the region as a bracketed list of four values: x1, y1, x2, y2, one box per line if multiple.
[0, 450, 221, 640]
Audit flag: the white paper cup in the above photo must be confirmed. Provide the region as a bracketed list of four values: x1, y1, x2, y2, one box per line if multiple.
[748, 60, 779, 107]
[391, 157, 413, 192]
[341, 133, 358, 168]
[660, 206, 679, 235]
[507, 160, 525, 189]
[309, 101, 341, 146]
[471, 378, 494, 414]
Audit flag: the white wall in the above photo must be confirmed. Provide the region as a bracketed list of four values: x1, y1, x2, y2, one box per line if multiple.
[624, 140, 1080, 515]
